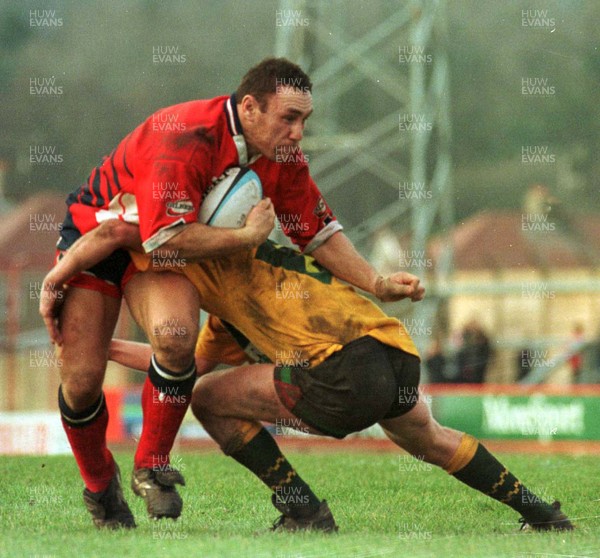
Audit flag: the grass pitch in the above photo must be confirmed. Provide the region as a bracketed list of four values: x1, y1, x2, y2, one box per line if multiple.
[0, 451, 597, 558]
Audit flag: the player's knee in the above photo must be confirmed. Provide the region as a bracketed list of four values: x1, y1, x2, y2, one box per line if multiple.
[191, 375, 219, 421]
[406, 407, 432, 431]
[191, 386, 207, 421]
[58, 342, 108, 410]
[60, 373, 104, 411]
[190, 393, 206, 423]
[148, 317, 197, 370]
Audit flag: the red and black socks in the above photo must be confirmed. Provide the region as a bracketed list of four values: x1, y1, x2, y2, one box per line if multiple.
[59, 385, 114, 493]
[134, 355, 196, 470]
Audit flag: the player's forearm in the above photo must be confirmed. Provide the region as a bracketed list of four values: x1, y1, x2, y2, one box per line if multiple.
[158, 198, 274, 259]
[311, 232, 380, 295]
[44, 226, 120, 288]
[159, 222, 258, 260]
[46, 220, 142, 287]
[109, 338, 220, 376]
[109, 339, 153, 372]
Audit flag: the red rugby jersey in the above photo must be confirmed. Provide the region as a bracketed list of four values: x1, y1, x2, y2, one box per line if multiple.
[59, 94, 341, 253]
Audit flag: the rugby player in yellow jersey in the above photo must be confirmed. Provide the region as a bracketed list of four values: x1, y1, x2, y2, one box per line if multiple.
[40, 220, 573, 533]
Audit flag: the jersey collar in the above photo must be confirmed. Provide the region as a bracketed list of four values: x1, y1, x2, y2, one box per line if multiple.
[225, 93, 261, 165]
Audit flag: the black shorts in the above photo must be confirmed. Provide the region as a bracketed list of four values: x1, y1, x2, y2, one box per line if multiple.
[274, 336, 421, 439]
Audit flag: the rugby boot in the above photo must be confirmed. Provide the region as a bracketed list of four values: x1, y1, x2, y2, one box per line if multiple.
[271, 494, 338, 532]
[83, 463, 136, 529]
[519, 500, 574, 531]
[131, 466, 185, 519]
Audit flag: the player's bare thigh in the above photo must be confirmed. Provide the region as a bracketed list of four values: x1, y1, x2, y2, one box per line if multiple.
[192, 364, 320, 434]
[124, 270, 200, 371]
[379, 399, 461, 466]
[57, 286, 121, 411]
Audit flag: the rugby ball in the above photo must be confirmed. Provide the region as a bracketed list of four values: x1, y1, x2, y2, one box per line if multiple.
[198, 167, 262, 228]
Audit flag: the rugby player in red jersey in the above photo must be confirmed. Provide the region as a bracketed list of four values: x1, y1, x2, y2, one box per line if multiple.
[45, 58, 417, 529]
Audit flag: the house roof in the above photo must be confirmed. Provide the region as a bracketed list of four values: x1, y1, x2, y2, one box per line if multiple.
[0, 193, 66, 270]
[430, 210, 600, 271]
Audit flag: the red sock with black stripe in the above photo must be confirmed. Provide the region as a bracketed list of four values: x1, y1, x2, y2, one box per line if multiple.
[59, 386, 115, 493]
[134, 356, 196, 470]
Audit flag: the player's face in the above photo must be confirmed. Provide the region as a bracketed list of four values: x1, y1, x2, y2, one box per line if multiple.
[243, 87, 313, 161]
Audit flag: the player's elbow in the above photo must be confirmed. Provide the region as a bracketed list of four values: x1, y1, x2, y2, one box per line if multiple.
[94, 219, 132, 250]
[109, 220, 141, 250]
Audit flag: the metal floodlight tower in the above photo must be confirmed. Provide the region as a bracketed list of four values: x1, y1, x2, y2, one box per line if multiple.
[408, 0, 454, 359]
[275, 0, 454, 360]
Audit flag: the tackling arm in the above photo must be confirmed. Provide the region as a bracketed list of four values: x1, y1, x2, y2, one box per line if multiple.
[39, 220, 141, 345]
[311, 231, 425, 303]
[108, 338, 219, 376]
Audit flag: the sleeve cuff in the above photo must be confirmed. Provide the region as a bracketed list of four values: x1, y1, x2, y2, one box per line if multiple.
[303, 220, 343, 254]
[142, 220, 187, 253]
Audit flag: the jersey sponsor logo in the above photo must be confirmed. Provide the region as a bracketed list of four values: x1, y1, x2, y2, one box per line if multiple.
[166, 200, 194, 217]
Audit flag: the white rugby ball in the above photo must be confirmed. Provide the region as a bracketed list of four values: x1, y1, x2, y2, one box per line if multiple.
[198, 167, 262, 228]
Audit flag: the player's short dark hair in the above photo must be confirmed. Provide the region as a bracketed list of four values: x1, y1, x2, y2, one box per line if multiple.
[236, 57, 312, 111]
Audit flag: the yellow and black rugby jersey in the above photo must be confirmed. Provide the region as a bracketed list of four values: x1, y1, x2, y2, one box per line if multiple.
[132, 240, 419, 366]
[195, 315, 258, 366]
